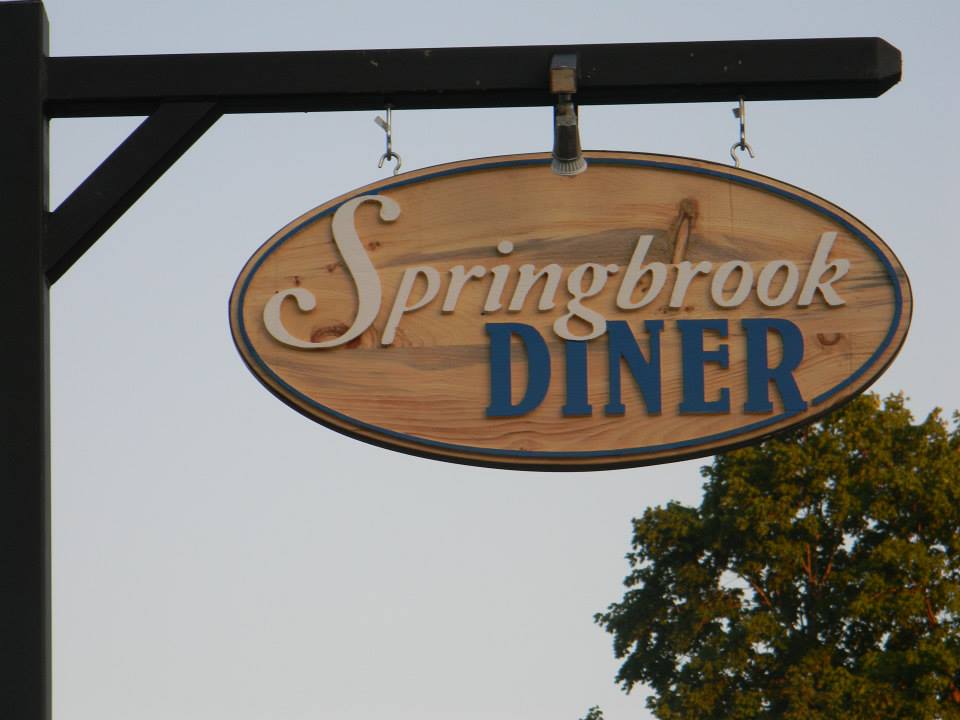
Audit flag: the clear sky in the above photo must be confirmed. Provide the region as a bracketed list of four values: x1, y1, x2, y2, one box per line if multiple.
[41, 0, 960, 718]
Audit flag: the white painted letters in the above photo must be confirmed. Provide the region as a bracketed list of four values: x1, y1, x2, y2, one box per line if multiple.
[798, 232, 849, 306]
[711, 261, 754, 308]
[382, 266, 441, 345]
[263, 194, 399, 348]
[264, 196, 854, 349]
[553, 263, 616, 341]
[616, 235, 666, 310]
[757, 261, 800, 307]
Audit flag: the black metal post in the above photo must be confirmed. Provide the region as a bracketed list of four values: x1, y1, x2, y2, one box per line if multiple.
[0, 2, 50, 719]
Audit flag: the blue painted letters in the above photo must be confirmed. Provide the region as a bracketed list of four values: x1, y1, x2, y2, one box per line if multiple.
[486, 323, 551, 417]
[605, 320, 663, 416]
[678, 319, 730, 414]
[742, 319, 806, 413]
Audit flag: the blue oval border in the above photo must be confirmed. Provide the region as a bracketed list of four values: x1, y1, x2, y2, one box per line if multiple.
[233, 155, 907, 461]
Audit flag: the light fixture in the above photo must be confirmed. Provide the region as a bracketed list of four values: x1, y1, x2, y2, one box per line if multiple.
[550, 53, 586, 176]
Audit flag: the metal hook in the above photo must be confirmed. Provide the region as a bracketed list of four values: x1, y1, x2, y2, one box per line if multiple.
[729, 96, 755, 168]
[374, 106, 402, 176]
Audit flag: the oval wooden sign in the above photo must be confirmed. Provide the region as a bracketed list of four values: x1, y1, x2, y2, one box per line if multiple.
[230, 151, 911, 470]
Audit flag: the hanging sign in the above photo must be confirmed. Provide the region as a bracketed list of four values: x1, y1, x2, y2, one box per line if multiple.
[230, 152, 911, 470]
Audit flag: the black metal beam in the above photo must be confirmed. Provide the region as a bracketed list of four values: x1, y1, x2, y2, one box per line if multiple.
[0, 2, 50, 719]
[45, 101, 221, 283]
[46, 37, 901, 118]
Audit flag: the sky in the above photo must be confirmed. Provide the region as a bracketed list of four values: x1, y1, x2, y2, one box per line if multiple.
[39, 0, 960, 718]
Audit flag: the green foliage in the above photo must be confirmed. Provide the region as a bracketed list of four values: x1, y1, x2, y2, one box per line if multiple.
[596, 394, 960, 719]
[579, 706, 604, 720]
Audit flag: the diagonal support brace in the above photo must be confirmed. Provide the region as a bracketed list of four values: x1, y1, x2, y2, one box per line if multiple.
[44, 100, 221, 283]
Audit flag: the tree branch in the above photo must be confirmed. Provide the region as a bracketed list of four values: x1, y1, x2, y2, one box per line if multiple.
[748, 577, 775, 610]
[801, 544, 815, 583]
[926, 594, 939, 628]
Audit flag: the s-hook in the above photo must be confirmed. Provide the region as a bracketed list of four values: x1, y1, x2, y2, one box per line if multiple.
[375, 106, 402, 176]
[730, 96, 756, 168]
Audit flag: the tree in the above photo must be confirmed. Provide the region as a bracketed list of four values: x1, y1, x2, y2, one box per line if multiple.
[596, 394, 960, 720]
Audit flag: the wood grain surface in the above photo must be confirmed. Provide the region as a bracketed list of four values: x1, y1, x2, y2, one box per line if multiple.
[229, 152, 911, 470]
